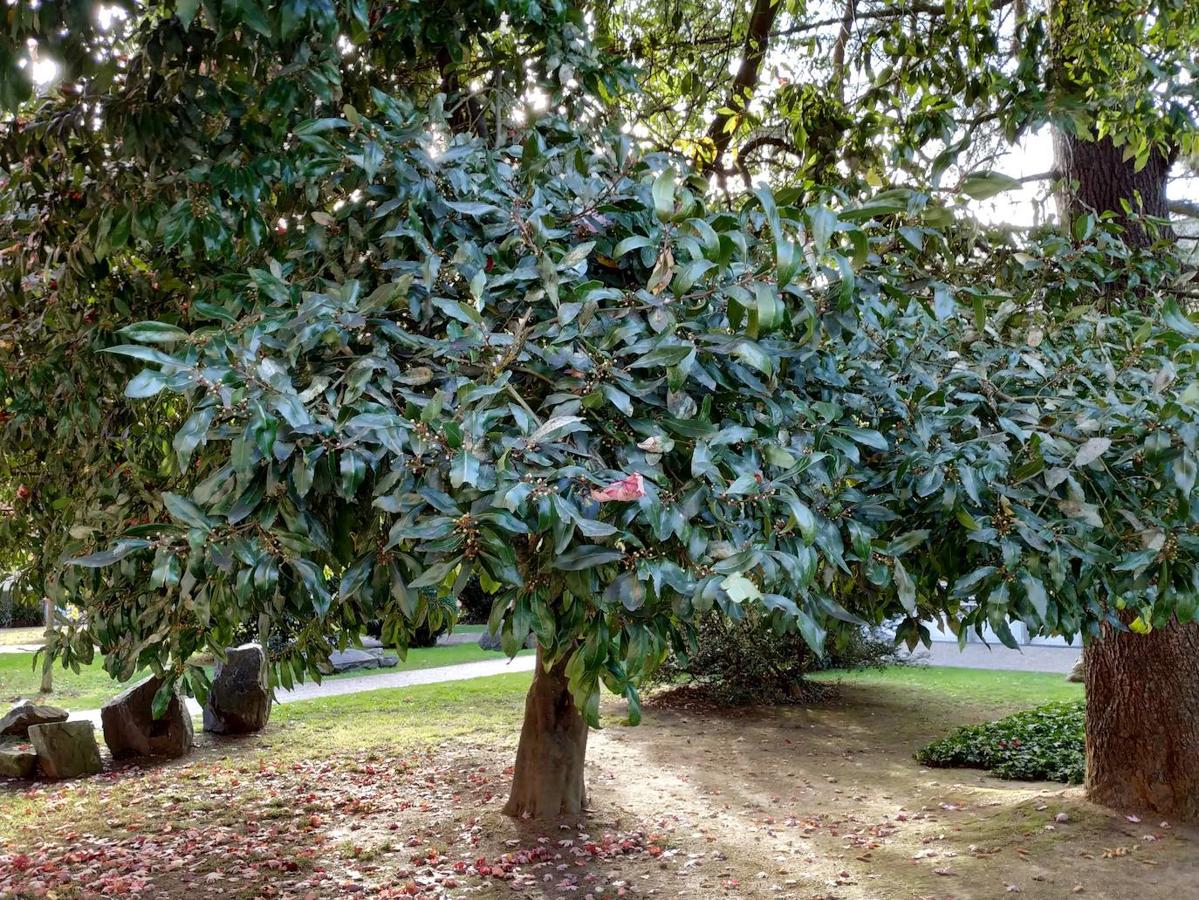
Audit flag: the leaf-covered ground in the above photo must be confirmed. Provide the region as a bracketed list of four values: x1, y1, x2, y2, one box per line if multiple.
[2, 667, 1196, 899]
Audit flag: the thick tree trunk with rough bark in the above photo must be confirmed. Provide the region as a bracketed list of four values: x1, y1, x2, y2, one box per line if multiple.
[1053, 132, 1174, 249]
[503, 649, 589, 820]
[1084, 618, 1199, 821]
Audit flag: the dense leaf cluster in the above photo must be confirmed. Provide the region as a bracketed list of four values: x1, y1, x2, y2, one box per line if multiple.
[0, 0, 625, 675]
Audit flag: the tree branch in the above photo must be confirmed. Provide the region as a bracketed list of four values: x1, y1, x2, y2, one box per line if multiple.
[1170, 200, 1199, 219]
[832, 0, 860, 98]
[703, 0, 782, 176]
[773, 0, 1014, 40]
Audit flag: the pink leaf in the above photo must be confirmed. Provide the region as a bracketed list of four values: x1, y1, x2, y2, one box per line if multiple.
[590, 473, 646, 502]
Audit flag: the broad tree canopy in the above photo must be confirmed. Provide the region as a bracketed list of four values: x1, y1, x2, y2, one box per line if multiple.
[1, 0, 1197, 728]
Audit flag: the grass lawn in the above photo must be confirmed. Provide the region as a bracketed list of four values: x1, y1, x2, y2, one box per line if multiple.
[3, 664, 1195, 899]
[0, 642, 528, 711]
[810, 663, 1083, 710]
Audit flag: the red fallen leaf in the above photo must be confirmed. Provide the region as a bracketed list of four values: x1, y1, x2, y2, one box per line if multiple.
[307, 815, 322, 828]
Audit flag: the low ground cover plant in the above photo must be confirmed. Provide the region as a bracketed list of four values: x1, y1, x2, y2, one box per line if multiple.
[916, 700, 1085, 783]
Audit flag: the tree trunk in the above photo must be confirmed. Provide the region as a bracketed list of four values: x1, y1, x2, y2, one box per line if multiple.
[503, 649, 589, 820]
[1053, 132, 1174, 249]
[39, 595, 53, 694]
[1084, 618, 1199, 821]
[703, 0, 781, 175]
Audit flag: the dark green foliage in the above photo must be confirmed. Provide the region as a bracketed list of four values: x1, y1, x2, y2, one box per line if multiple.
[0, 589, 43, 628]
[0, 0, 629, 690]
[406, 620, 448, 649]
[811, 627, 899, 675]
[916, 700, 1086, 784]
[456, 578, 494, 625]
[649, 613, 897, 707]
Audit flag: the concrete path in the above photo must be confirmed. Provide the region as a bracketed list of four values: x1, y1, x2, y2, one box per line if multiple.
[898, 641, 1080, 674]
[0, 642, 42, 654]
[67, 653, 536, 725]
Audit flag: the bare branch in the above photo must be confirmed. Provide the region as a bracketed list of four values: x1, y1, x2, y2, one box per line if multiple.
[832, 0, 860, 98]
[1171, 200, 1199, 219]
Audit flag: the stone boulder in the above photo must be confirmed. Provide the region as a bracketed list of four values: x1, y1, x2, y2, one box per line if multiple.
[101, 676, 194, 759]
[204, 644, 272, 735]
[0, 700, 68, 736]
[0, 746, 38, 779]
[478, 630, 536, 652]
[478, 630, 502, 651]
[317, 647, 400, 674]
[28, 721, 102, 779]
[1067, 656, 1085, 683]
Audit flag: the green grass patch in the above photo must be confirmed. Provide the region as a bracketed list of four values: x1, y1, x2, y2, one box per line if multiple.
[809, 664, 1082, 710]
[915, 699, 1085, 783]
[0, 643, 527, 712]
[260, 671, 533, 760]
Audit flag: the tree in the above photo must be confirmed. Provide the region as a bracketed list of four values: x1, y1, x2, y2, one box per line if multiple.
[69, 106, 906, 817]
[1047, 0, 1199, 820]
[7, 0, 1199, 826]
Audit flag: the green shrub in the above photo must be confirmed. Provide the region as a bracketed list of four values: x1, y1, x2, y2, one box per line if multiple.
[456, 578, 493, 626]
[0, 575, 43, 628]
[916, 700, 1085, 784]
[649, 612, 898, 707]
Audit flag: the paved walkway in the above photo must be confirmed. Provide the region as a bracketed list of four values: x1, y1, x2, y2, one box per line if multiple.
[0, 641, 42, 654]
[898, 641, 1080, 674]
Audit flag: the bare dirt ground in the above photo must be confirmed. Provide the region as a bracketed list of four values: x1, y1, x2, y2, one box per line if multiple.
[593, 684, 1199, 899]
[1, 679, 1195, 899]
